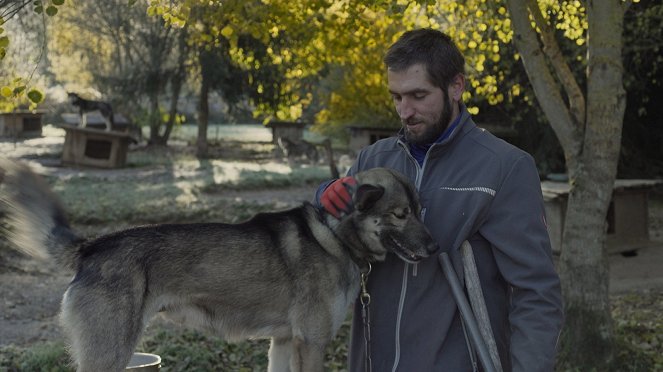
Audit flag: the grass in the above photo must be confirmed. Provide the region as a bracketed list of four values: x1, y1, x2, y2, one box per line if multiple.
[42, 145, 331, 227]
[1, 293, 660, 371]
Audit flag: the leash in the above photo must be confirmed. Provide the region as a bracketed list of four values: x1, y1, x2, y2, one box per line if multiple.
[360, 262, 372, 372]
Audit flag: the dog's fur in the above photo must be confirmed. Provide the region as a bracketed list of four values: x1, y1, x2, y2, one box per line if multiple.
[0, 160, 437, 372]
[68, 92, 114, 131]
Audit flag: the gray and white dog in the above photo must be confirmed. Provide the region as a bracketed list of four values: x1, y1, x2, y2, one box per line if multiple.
[0, 160, 437, 372]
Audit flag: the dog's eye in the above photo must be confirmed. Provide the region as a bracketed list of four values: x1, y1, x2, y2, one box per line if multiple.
[392, 207, 411, 219]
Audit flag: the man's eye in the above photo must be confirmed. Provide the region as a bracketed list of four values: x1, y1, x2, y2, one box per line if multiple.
[413, 93, 426, 100]
[391, 94, 402, 101]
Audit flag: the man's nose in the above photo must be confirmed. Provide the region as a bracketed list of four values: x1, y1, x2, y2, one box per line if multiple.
[398, 99, 414, 120]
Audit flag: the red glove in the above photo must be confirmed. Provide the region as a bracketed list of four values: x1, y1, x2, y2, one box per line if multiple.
[320, 176, 357, 219]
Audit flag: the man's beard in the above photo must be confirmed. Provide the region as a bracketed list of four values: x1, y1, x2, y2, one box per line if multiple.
[404, 96, 453, 146]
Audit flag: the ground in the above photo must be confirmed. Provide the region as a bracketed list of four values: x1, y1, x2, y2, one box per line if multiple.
[1, 129, 662, 352]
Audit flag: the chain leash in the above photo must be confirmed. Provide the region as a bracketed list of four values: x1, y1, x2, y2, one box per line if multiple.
[360, 262, 372, 372]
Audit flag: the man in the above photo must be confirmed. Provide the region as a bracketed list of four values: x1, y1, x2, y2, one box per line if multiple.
[318, 29, 563, 371]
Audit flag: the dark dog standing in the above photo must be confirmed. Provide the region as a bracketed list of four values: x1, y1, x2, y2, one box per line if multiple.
[0, 161, 437, 372]
[68, 92, 114, 131]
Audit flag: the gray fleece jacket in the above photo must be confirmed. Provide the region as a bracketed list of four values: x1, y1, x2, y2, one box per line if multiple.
[344, 109, 563, 372]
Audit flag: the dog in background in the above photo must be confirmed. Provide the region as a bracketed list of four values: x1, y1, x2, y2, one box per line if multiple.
[68, 92, 114, 131]
[277, 136, 320, 164]
[0, 160, 437, 372]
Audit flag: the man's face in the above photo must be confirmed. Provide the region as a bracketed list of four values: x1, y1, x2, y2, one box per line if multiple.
[387, 63, 454, 145]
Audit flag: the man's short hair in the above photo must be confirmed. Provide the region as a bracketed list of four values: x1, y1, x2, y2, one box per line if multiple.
[384, 28, 465, 91]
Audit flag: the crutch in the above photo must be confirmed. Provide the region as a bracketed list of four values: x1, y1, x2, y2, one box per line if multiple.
[438, 240, 503, 372]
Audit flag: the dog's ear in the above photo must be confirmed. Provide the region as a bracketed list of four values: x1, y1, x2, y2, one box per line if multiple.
[354, 184, 384, 212]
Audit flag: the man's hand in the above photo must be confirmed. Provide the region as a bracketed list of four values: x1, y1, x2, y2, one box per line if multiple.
[320, 176, 357, 219]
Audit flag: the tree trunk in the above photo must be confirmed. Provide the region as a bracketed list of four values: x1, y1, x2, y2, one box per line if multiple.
[506, 0, 627, 368]
[162, 30, 188, 145]
[197, 76, 210, 158]
[148, 90, 166, 146]
[558, 2, 626, 369]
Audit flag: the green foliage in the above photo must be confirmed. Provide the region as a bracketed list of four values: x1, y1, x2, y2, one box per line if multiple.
[138, 329, 270, 371]
[0, 77, 44, 111]
[0, 0, 62, 111]
[0, 342, 73, 372]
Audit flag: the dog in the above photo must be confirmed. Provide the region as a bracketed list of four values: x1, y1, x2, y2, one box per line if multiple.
[68, 92, 114, 131]
[0, 160, 437, 372]
[277, 136, 320, 164]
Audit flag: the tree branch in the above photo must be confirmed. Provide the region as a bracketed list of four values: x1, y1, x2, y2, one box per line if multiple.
[505, 0, 582, 173]
[0, 0, 32, 21]
[525, 0, 586, 127]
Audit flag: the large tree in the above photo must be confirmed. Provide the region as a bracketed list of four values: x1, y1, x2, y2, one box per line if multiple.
[504, 0, 627, 368]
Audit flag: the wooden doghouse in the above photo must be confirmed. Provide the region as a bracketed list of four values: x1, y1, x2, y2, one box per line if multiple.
[60, 124, 132, 168]
[347, 126, 397, 154]
[542, 179, 662, 255]
[0, 110, 44, 138]
[266, 121, 306, 143]
[60, 113, 134, 169]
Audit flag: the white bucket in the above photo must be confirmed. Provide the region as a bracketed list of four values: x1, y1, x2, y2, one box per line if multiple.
[126, 352, 161, 371]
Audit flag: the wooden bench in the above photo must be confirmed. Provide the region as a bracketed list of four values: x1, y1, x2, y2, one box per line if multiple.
[542, 179, 663, 255]
[60, 124, 132, 168]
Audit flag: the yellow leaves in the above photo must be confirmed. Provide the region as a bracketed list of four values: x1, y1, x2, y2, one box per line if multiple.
[221, 25, 234, 38]
[0, 77, 44, 112]
[467, 106, 480, 115]
[511, 84, 521, 97]
[0, 86, 12, 97]
[538, 0, 587, 42]
[147, 0, 189, 27]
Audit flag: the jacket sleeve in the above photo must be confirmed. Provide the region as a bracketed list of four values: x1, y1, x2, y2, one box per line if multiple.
[478, 154, 564, 372]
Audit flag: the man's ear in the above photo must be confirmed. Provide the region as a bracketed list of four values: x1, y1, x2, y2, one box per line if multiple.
[448, 73, 465, 102]
[354, 184, 385, 212]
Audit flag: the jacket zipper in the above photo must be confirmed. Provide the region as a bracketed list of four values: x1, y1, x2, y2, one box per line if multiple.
[391, 141, 427, 371]
[391, 263, 410, 372]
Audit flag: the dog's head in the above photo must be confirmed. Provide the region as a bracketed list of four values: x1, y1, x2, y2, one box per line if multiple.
[67, 92, 81, 105]
[342, 168, 438, 264]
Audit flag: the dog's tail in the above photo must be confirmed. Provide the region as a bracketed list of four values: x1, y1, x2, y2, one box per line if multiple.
[1, 159, 83, 270]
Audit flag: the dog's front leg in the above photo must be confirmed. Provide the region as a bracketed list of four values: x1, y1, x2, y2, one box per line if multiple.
[268, 337, 293, 372]
[291, 337, 325, 372]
